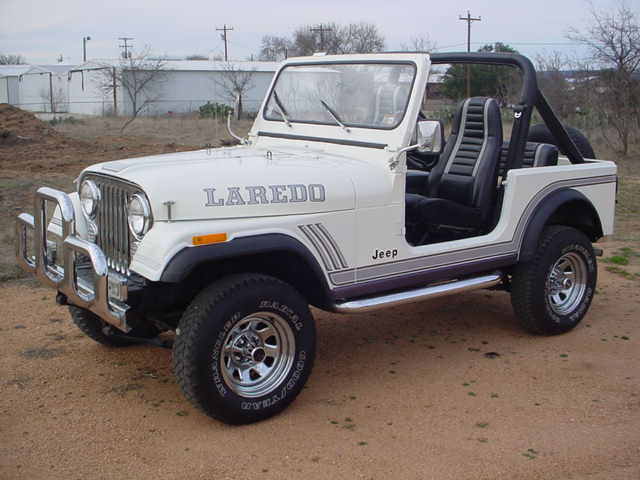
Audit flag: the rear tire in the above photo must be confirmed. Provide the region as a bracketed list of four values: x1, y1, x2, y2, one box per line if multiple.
[528, 123, 595, 159]
[511, 226, 597, 335]
[172, 274, 316, 424]
[69, 305, 160, 347]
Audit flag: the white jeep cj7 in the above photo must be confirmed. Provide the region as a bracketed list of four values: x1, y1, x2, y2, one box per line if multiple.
[16, 52, 617, 424]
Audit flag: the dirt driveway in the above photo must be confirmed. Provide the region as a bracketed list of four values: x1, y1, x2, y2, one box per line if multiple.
[1, 241, 638, 480]
[1, 108, 638, 479]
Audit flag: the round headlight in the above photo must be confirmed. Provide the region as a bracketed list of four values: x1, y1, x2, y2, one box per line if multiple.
[79, 180, 100, 219]
[127, 193, 151, 239]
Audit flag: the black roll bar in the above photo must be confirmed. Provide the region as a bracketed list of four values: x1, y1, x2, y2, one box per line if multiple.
[428, 52, 585, 166]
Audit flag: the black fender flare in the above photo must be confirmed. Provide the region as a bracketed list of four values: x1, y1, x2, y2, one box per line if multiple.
[519, 188, 603, 262]
[159, 233, 333, 306]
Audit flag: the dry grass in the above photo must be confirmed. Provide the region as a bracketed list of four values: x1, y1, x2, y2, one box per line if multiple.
[53, 116, 254, 148]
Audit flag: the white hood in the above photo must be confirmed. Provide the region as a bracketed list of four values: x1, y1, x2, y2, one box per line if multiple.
[83, 145, 367, 221]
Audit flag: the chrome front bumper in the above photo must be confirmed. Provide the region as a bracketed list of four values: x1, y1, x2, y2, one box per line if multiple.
[16, 187, 130, 331]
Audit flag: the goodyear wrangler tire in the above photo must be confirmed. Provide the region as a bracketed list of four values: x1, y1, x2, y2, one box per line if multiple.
[172, 274, 316, 424]
[511, 226, 597, 335]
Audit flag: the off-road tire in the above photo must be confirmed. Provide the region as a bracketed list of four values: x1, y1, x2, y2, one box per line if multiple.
[172, 274, 316, 424]
[511, 226, 597, 335]
[528, 123, 596, 159]
[69, 305, 160, 347]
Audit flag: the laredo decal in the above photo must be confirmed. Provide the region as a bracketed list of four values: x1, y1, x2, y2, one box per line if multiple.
[204, 184, 326, 206]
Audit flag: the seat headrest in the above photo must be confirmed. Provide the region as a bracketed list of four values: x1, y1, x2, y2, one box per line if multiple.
[450, 97, 502, 139]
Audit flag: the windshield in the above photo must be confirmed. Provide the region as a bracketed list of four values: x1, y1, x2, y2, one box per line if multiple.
[264, 62, 416, 130]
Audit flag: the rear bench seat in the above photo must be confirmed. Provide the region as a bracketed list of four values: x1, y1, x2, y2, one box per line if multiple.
[498, 141, 558, 179]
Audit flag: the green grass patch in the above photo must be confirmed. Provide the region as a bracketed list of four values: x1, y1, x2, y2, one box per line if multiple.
[605, 266, 636, 280]
[604, 255, 630, 265]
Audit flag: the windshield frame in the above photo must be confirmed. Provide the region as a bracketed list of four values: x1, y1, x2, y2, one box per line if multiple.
[262, 60, 418, 131]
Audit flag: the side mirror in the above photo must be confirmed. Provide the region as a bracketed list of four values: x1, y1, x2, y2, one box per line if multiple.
[416, 120, 443, 154]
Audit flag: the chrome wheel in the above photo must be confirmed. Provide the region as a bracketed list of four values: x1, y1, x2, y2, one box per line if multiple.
[219, 312, 296, 398]
[546, 252, 587, 315]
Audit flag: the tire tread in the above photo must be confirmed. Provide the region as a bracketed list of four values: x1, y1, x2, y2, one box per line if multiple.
[172, 273, 306, 423]
[511, 225, 593, 334]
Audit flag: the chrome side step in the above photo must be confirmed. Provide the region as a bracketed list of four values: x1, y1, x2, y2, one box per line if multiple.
[332, 272, 503, 313]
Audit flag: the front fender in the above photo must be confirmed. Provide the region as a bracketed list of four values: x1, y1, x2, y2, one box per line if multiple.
[160, 233, 326, 284]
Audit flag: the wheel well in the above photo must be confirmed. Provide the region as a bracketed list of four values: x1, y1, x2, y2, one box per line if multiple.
[519, 189, 603, 262]
[176, 250, 332, 310]
[547, 199, 603, 241]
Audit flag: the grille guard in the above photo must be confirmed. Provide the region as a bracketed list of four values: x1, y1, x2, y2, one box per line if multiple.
[15, 187, 130, 331]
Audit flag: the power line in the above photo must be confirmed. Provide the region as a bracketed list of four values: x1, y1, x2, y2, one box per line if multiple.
[216, 24, 234, 61]
[459, 10, 481, 97]
[436, 41, 586, 50]
[311, 24, 333, 51]
[118, 37, 134, 59]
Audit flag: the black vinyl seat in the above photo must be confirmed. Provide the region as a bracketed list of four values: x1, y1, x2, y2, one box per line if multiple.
[406, 97, 503, 240]
[497, 141, 559, 179]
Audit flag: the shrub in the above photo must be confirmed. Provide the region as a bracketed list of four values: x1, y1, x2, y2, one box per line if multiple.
[199, 102, 232, 118]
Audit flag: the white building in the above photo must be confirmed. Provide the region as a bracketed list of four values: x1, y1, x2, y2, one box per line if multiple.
[0, 65, 76, 112]
[2, 60, 279, 117]
[129, 60, 279, 116]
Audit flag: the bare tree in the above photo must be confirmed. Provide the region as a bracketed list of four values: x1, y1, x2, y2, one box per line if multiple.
[568, 1, 640, 154]
[213, 62, 255, 119]
[535, 50, 577, 118]
[258, 36, 292, 61]
[0, 53, 26, 64]
[97, 47, 166, 132]
[341, 23, 386, 53]
[291, 22, 385, 56]
[39, 85, 67, 113]
[401, 35, 438, 53]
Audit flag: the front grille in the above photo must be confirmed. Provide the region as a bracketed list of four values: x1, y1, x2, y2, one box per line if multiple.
[85, 174, 139, 275]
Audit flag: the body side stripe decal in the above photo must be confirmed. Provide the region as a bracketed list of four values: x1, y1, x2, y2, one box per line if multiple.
[307, 224, 341, 270]
[315, 223, 349, 269]
[298, 225, 333, 271]
[327, 175, 615, 286]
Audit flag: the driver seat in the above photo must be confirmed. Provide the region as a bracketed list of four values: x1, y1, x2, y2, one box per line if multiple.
[406, 97, 503, 240]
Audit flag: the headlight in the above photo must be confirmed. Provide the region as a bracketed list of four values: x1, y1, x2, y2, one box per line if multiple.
[79, 180, 100, 219]
[127, 193, 151, 239]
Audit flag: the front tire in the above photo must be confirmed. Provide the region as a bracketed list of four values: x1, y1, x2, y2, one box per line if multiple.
[172, 274, 316, 424]
[511, 226, 597, 335]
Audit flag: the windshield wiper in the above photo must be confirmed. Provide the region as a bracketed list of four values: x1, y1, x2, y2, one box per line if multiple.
[320, 99, 350, 132]
[272, 90, 291, 127]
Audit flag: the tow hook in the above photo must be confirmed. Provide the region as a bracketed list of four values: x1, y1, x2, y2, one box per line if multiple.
[56, 292, 68, 306]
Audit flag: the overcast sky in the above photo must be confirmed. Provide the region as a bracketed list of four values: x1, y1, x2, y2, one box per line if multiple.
[1, 0, 636, 65]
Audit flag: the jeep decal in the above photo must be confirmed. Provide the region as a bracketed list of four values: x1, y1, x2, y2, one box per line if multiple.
[204, 184, 326, 206]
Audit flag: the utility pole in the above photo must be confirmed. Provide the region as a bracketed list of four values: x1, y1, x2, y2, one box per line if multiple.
[82, 36, 91, 62]
[311, 24, 333, 51]
[458, 10, 481, 97]
[216, 24, 234, 61]
[112, 66, 118, 116]
[118, 37, 134, 60]
[49, 72, 54, 114]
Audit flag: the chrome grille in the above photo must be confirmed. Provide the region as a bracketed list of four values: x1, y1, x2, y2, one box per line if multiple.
[85, 175, 138, 275]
